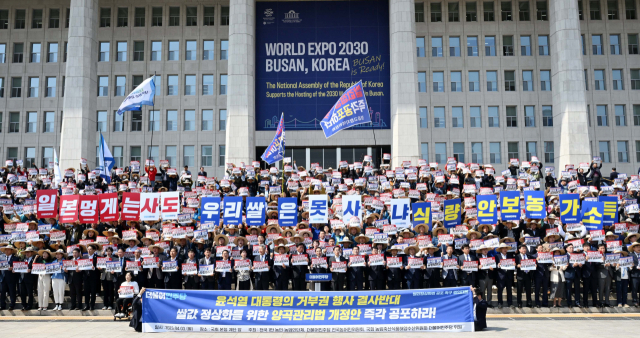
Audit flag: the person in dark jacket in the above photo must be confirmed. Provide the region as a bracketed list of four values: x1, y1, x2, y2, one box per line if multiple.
[458, 244, 477, 287]
[384, 246, 403, 290]
[347, 246, 365, 290]
[83, 244, 100, 311]
[564, 243, 582, 308]
[290, 243, 309, 291]
[272, 244, 291, 290]
[586, 162, 603, 189]
[163, 247, 183, 289]
[367, 247, 386, 290]
[495, 243, 515, 309]
[609, 168, 619, 181]
[0, 246, 20, 310]
[515, 245, 533, 308]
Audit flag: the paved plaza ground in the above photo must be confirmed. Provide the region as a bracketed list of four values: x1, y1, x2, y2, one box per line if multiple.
[0, 315, 637, 337]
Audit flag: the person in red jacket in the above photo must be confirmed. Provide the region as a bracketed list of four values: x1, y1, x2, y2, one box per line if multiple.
[145, 164, 157, 189]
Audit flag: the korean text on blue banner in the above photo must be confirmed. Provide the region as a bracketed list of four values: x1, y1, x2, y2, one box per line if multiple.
[581, 201, 604, 231]
[524, 191, 546, 219]
[412, 202, 432, 228]
[500, 191, 520, 221]
[246, 197, 266, 226]
[559, 194, 580, 223]
[141, 287, 474, 333]
[223, 197, 244, 225]
[200, 197, 221, 225]
[278, 197, 298, 227]
[443, 199, 461, 228]
[476, 195, 497, 224]
[320, 81, 371, 138]
[597, 196, 618, 226]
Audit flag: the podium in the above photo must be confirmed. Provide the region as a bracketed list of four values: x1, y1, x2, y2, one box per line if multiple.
[305, 273, 332, 291]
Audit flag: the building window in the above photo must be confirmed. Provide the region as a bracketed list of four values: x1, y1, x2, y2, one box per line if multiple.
[519, 1, 530, 20]
[0, 44, 5, 63]
[416, 37, 425, 57]
[421, 143, 429, 161]
[46, 77, 56, 97]
[594, 69, 606, 90]
[484, 1, 495, 20]
[221, 6, 230, 25]
[449, 2, 460, 21]
[150, 146, 161, 164]
[107, 146, 121, 168]
[184, 110, 195, 131]
[520, 35, 531, 55]
[9, 112, 19, 133]
[220, 75, 228, 95]
[508, 142, 519, 160]
[415, 2, 425, 22]
[544, 141, 554, 163]
[592, 35, 603, 55]
[435, 143, 447, 163]
[99, 42, 110, 62]
[26, 112, 37, 133]
[434, 107, 446, 128]
[25, 147, 36, 167]
[47, 43, 58, 63]
[166, 146, 177, 167]
[100, 8, 111, 27]
[186, 7, 197, 26]
[629, 34, 639, 54]
[65, 8, 70, 28]
[615, 105, 626, 126]
[450, 36, 461, 56]
[218, 145, 226, 166]
[203, 40, 214, 60]
[590, 0, 602, 19]
[599, 141, 610, 162]
[42, 147, 53, 167]
[202, 75, 214, 95]
[168, 7, 180, 26]
[31, 43, 41, 63]
[15, 9, 25, 29]
[129, 146, 141, 162]
[471, 142, 483, 163]
[610, 34, 621, 55]
[0, 77, 4, 97]
[608, 0, 619, 18]
[632, 69, 640, 89]
[538, 35, 549, 55]
[28, 77, 39, 98]
[585, 69, 589, 90]
[13, 43, 23, 63]
[470, 106, 482, 127]
[540, 70, 551, 91]
[467, 36, 478, 56]
[612, 69, 623, 90]
[634, 105, 640, 125]
[627, 0, 638, 18]
[131, 111, 142, 131]
[503, 35, 514, 56]
[452, 107, 464, 127]
[432, 37, 443, 57]
[536, 0, 548, 20]
[419, 107, 428, 128]
[151, 41, 161, 61]
[578, 0, 585, 18]
[134, 7, 145, 27]
[202, 110, 214, 131]
[524, 106, 535, 127]
[433, 71, 444, 92]
[466, 1, 478, 21]
[117, 7, 128, 27]
[501, 1, 513, 20]
[116, 42, 127, 61]
[98, 76, 108, 96]
[597, 105, 608, 126]
[152, 7, 162, 26]
[453, 142, 465, 162]
[487, 71, 498, 91]
[183, 146, 194, 167]
[114, 111, 124, 132]
[431, 2, 443, 21]
[0, 10, 8, 29]
[219, 109, 227, 131]
[115, 76, 126, 96]
[490, 142, 501, 163]
[97, 111, 107, 131]
[221, 40, 229, 60]
[167, 75, 178, 95]
[132, 77, 143, 92]
[488, 106, 500, 127]
[506, 106, 518, 127]
[184, 75, 196, 95]
[133, 41, 144, 61]
[469, 71, 480, 91]
[505, 70, 516, 91]
[166, 110, 178, 131]
[168, 41, 179, 61]
[201, 146, 213, 167]
[582, 35, 586, 55]
[149, 110, 160, 131]
[185, 40, 196, 60]
[522, 70, 533, 91]
[484, 36, 496, 56]
[451, 71, 462, 92]
[6, 148, 17, 162]
[542, 106, 553, 126]
[31, 9, 43, 28]
[203, 7, 215, 25]
[11, 77, 22, 98]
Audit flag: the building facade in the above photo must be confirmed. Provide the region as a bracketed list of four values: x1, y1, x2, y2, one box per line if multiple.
[0, 0, 638, 177]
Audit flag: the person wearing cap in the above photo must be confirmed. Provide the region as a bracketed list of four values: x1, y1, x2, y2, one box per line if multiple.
[564, 243, 581, 308]
[549, 247, 567, 308]
[476, 245, 495, 307]
[496, 220, 524, 244]
[458, 244, 477, 287]
[403, 245, 423, 289]
[35, 249, 54, 310]
[595, 243, 614, 307]
[272, 244, 291, 291]
[627, 242, 640, 307]
[515, 245, 533, 308]
[0, 246, 20, 310]
[329, 246, 346, 291]
[495, 243, 514, 309]
[147, 245, 166, 289]
[19, 246, 38, 311]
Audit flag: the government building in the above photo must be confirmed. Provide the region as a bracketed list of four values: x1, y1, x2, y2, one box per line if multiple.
[0, 0, 637, 176]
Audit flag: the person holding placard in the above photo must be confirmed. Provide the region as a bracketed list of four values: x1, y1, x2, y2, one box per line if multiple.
[564, 243, 582, 308]
[421, 244, 441, 289]
[147, 245, 166, 289]
[115, 272, 139, 318]
[595, 243, 614, 307]
[291, 243, 309, 291]
[366, 247, 386, 290]
[183, 249, 200, 290]
[495, 243, 514, 309]
[458, 244, 477, 287]
[347, 246, 365, 290]
[216, 249, 234, 290]
[0, 246, 19, 310]
[476, 245, 495, 307]
[629, 242, 640, 307]
[252, 245, 271, 291]
[198, 248, 216, 290]
[51, 249, 67, 311]
[403, 246, 424, 289]
[163, 247, 183, 289]
[614, 250, 630, 307]
[235, 249, 252, 290]
[515, 245, 533, 308]
[35, 249, 53, 310]
[549, 247, 567, 308]
[329, 246, 346, 291]
[19, 246, 37, 311]
[99, 246, 116, 310]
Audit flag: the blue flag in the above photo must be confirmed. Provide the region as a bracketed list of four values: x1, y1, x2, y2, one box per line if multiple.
[261, 113, 285, 164]
[98, 133, 114, 183]
[116, 76, 155, 115]
[476, 195, 498, 224]
[559, 194, 580, 223]
[320, 81, 371, 138]
[581, 201, 604, 231]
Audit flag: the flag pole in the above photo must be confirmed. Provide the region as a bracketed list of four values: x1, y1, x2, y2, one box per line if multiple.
[148, 72, 156, 167]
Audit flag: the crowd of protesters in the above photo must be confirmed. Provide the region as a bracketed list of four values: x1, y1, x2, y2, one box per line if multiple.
[0, 154, 639, 316]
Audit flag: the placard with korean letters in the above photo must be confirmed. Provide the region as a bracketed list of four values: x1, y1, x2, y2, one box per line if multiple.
[586, 251, 604, 263]
[462, 260, 478, 272]
[520, 259, 536, 271]
[426, 256, 442, 268]
[606, 240, 622, 252]
[479, 257, 496, 269]
[385, 257, 402, 268]
[605, 253, 620, 265]
[569, 253, 586, 264]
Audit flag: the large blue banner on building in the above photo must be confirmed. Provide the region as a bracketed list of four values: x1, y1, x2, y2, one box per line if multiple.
[141, 287, 474, 333]
[255, 1, 390, 131]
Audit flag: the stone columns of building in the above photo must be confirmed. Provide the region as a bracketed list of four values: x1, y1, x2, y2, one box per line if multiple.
[389, 0, 421, 168]
[60, 0, 99, 171]
[224, 0, 256, 165]
[550, 0, 590, 171]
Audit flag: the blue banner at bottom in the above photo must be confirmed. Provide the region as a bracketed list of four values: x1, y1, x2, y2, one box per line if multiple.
[142, 287, 474, 333]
